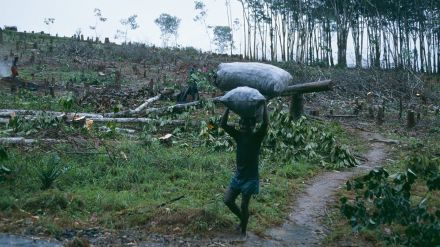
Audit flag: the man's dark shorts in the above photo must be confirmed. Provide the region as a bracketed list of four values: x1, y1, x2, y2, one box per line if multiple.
[229, 176, 259, 195]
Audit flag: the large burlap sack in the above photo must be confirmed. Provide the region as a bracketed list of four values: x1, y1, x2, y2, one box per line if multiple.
[220, 86, 266, 119]
[215, 62, 292, 97]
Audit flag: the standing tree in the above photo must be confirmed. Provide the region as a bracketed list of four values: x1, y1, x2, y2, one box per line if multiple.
[194, 1, 212, 50]
[213, 26, 233, 53]
[116, 15, 139, 44]
[154, 13, 181, 47]
[89, 8, 107, 40]
[43, 18, 55, 34]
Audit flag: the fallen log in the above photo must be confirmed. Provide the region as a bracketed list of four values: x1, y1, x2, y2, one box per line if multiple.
[89, 117, 200, 126]
[0, 109, 104, 118]
[134, 94, 162, 112]
[0, 137, 61, 145]
[281, 80, 333, 96]
[145, 101, 201, 116]
[325, 114, 358, 118]
[98, 126, 137, 134]
[103, 94, 162, 117]
[90, 117, 157, 124]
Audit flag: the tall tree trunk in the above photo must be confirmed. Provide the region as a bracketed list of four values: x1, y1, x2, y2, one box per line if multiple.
[240, 1, 247, 59]
[419, 24, 426, 73]
[426, 30, 432, 73]
[412, 35, 418, 71]
[437, 32, 440, 74]
[351, 17, 361, 68]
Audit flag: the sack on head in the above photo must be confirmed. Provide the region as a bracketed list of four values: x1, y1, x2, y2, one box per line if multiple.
[220, 86, 266, 119]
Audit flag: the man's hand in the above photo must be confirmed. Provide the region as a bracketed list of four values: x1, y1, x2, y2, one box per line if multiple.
[256, 104, 269, 138]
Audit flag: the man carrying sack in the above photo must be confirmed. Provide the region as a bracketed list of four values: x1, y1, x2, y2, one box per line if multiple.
[220, 99, 269, 238]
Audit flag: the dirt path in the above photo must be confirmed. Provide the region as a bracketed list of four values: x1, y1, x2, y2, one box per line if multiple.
[0, 131, 388, 247]
[242, 131, 388, 247]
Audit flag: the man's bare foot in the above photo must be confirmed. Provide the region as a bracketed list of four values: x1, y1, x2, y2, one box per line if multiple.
[231, 232, 247, 243]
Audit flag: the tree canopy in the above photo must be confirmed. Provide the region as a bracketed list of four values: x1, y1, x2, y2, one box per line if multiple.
[154, 13, 181, 47]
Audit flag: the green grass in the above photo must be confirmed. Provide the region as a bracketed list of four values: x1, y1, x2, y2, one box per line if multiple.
[0, 137, 323, 236]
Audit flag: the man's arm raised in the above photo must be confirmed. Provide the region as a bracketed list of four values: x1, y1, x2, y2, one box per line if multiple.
[221, 108, 238, 138]
[256, 104, 269, 139]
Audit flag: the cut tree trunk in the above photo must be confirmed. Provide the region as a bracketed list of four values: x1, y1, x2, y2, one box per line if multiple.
[290, 93, 304, 121]
[280, 80, 333, 96]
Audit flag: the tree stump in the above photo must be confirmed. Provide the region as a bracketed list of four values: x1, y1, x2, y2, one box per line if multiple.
[399, 96, 403, 119]
[376, 106, 384, 125]
[310, 109, 320, 116]
[407, 110, 416, 128]
[44, 78, 49, 95]
[368, 106, 375, 118]
[353, 98, 362, 115]
[115, 71, 121, 90]
[49, 86, 55, 98]
[290, 93, 304, 121]
[30, 52, 35, 64]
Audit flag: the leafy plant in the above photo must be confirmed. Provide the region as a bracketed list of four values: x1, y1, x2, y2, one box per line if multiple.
[58, 92, 75, 112]
[340, 167, 440, 246]
[8, 112, 60, 136]
[188, 70, 216, 92]
[140, 123, 158, 146]
[263, 101, 358, 169]
[199, 117, 234, 152]
[0, 146, 11, 181]
[37, 154, 66, 190]
[405, 153, 439, 179]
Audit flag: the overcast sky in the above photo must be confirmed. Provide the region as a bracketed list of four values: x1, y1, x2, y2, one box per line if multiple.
[0, 0, 242, 51]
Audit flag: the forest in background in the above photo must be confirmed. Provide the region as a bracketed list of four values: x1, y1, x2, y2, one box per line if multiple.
[234, 0, 440, 73]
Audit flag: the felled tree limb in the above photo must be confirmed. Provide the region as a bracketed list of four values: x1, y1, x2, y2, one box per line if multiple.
[0, 109, 104, 119]
[89, 117, 200, 126]
[134, 94, 162, 112]
[325, 114, 358, 118]
[281, 80, 333, 96]
[103, 94, 162, 117]
[144, 101, 201, 116]
[0, 137, 61, 145]
[98, 126, 137, 134]
[90, 117, 163, 124]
